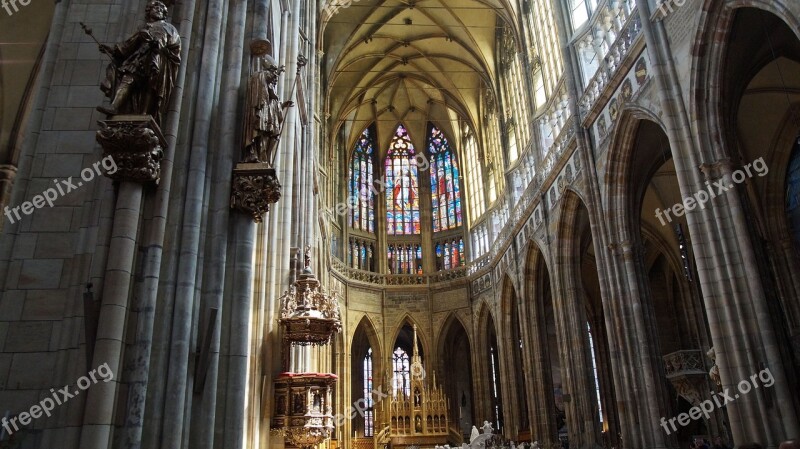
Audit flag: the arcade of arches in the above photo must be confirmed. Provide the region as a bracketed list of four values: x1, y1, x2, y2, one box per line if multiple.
[0, 1, 799, 449]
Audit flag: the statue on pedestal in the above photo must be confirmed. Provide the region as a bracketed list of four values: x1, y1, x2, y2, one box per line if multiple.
[242, 40, 294, 165]
[94, 1, 181, 125]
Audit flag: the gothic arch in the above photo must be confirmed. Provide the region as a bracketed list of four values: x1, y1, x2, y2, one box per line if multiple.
[691, 0, 800, 162]
[388, 313, 429, 362]
[552, 189, 616, 448]
[521, 242, 560, 444]
[436, 313, 475, 436]
[352, 314, 383, 366]
[603, 107, 669, 241]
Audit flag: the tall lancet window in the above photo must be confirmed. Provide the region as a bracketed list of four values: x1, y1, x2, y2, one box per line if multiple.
[386, 125, 420, 236]
[363, 348, 374, 436]
[587, 322, 604, 424]
[349, 127, 376, 233]
[428, 125, 463, 231]
[392, 347, 411, 397]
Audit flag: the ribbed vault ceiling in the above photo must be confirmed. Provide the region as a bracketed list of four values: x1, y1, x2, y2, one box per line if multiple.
[322, 0, 518, 152]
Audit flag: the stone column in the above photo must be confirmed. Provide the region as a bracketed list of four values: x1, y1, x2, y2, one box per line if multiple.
[80, 116, 166, 449]
[640, 0, 800, 444]
[551, 254, 602, 449]
[0, 164, 17, 232]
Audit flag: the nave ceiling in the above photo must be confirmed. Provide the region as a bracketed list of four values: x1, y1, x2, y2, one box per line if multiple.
[321, 0, 520, 154]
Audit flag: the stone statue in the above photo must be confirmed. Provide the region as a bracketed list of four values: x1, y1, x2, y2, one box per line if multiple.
[707, 347, 722, 387]
[96, 1, 181, 125]
[482, 421, 493, 434]
[470, 425, 480, 443]
[242, 40, 294, 165]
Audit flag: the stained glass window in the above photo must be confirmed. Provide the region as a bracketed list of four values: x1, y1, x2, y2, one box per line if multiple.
[393, 347, 411, 397]
[489, 344, 503, 430]
[349, 127, 376, 233]
[364, 348, 374, 436]
[435, 238, 465, 271]
[587, 322, 604, 424]
[428, 125, 463, 231]
[350, 238, 375, 271]
[386, 125, 420, 235]
[388, 244, 423, 275]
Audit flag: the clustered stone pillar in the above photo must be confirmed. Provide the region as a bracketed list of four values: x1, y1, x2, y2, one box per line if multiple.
[0, 164, 17, 232]
[80, 116, 166, 449]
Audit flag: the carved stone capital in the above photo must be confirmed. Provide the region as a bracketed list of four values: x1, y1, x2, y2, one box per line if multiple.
[231, 163, 281, 222]
[95, 115, 165, 184]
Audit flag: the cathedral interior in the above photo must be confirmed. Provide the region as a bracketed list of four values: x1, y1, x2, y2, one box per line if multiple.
[0, 1, 799, 449]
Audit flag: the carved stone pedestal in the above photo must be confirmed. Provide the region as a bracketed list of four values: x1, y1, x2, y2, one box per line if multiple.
[663, 350, 707, 406]
[231, 163, 282, 222]
[95, 115, 165, 184]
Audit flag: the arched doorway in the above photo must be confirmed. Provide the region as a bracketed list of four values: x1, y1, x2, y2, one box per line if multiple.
[438, 315, 475, 438]
[351, 316, 383, 440]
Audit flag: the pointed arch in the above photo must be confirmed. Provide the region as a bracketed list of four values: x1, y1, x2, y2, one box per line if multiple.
[436, 313, 476, 437]
[603, 107, 670, 242]
[691, 0, 800, 165]
[388, 313, 429, 362]
[352, 315, 385, 439]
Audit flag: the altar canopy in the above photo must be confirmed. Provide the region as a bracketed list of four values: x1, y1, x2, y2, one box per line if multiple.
[374, 325, 460, 449]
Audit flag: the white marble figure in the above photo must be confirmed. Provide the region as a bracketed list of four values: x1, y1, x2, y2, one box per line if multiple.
[482, 421, 494, 435]
[470, 426, 480, 443]
[532, 441, 541, 449]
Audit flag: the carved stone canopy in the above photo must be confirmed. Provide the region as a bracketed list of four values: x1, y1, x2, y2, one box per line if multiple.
[95, 115, 165, 184]
[278, 262, 342, 346]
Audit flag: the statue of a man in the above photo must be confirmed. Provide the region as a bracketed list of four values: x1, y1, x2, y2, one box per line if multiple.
[242, 41, 294, 164]
[97, 1, 181, 125]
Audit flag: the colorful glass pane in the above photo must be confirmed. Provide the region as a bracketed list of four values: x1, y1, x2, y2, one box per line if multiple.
[428, 125, 463, 231]
[385, 125, 420, 236]
[348, 127, 376, 233]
